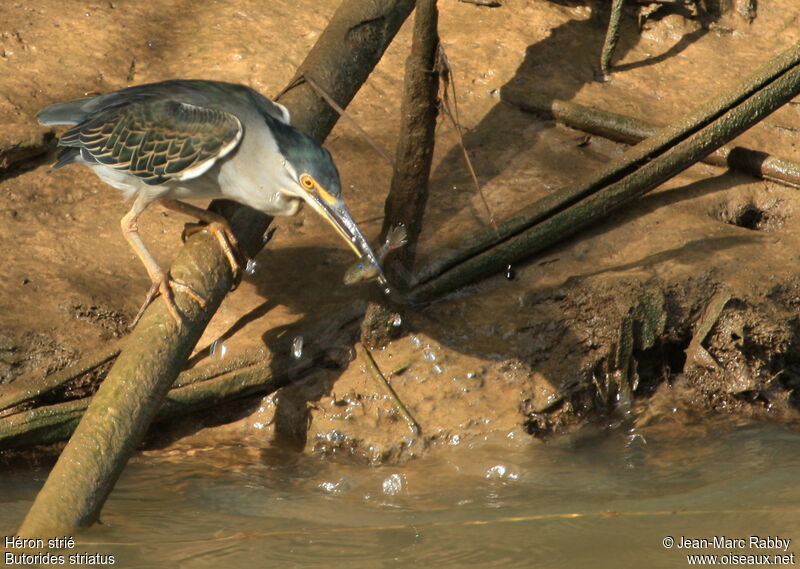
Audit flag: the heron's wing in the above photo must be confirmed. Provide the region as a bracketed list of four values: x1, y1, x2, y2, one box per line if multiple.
[58, 99, 242, 185]
[245, 88, 291, 125]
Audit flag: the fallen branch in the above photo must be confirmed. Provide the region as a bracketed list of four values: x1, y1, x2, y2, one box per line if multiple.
[501, 92, 800, 190]
[19, 0, 415, 537]
[1, 303, 365, 451]
[0, 338, 125, 415]
[300, 74, 395, 167]
[408, 43, 800, 302]
[0, 352, 288, 451]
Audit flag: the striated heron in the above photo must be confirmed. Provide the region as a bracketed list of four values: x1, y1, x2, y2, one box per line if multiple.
[37, 79, 385, 325]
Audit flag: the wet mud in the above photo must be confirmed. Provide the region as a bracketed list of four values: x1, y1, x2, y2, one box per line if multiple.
[3, 0, 800, 464]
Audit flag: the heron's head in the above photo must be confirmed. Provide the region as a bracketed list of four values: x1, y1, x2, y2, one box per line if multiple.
[271, 119, 386, 285]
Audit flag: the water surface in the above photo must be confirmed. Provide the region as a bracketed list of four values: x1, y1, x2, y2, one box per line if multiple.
[3, 424, 799, 568]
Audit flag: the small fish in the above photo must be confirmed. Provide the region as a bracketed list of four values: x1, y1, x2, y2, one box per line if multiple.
[343, 226, 408, 285]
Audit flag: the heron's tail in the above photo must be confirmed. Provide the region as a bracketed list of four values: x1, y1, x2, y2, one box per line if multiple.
[36, 97, 97, 126]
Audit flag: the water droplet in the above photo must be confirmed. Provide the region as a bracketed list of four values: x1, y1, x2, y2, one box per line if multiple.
[262, 228, 276, 244]
[505, 264, 515, 280]
[292, 336, 304, 359]
[626, 432, 647, 446]
[383, 287, 392, 296]
[487, 465, 507, 478]
[486, 464, 519, 480]
[423, 348, 436, 362]
[210, 340, 228, 359]
[432, 364, 443, 375]
[382, 473, 404, 495]
[319, 477, 351, 495]
[390, 313, 402, 327]
[410, 335, 422, 349]
[245, 259, 258, 275]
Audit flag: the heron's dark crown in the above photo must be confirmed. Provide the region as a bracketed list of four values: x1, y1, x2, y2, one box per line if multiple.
[260, 110, 342, 197]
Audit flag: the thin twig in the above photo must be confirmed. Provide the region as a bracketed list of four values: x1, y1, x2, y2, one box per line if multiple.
[684, 289, 732, 372]
[356, 342, 421, 436]
[458, 0, 502, 6]
[436, 45, 497, 230]
[302, 73, 396, 167]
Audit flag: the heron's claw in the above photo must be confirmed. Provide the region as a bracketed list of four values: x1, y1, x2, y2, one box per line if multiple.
[182, 221, 247, 290]
[131, 272, 207, 328]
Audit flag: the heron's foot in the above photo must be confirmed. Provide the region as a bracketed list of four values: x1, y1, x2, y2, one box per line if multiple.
[131, 272, 208, 328]
[182, 221, 247, 290]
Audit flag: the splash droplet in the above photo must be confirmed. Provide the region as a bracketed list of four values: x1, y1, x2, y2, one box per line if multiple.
[319, 477, 351, 495]
[382, 473, 404, 495]
[210, 340, 228, 359]
[390, 313, 402, 327]
[292, 336, 304, 359]
[505, 264, 515, 280]
[486, 464, 519, 480]
[245, 259, 258, 276]
[262, 228, 277, 245]
[486, 465, 507, 478]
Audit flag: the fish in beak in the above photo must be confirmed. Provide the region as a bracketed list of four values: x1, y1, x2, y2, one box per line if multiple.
[297, 174, 387, 286]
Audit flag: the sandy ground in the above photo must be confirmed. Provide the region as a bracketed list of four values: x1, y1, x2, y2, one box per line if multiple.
[3, 0, 800, 463]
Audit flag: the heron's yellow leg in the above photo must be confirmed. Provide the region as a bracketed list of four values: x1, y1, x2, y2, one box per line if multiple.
[121, 194, 206, 327]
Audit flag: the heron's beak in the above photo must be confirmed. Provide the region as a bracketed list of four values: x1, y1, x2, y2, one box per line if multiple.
[302, 189, 387, 285]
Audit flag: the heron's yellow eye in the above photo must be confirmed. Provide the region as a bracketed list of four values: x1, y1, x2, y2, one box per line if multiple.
[300, 174, 316, 190]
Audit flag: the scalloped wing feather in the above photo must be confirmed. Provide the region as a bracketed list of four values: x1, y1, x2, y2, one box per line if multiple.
[59, 100, 242, 185]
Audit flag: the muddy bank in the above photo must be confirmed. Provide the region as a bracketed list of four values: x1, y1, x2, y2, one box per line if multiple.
[3, 0, 800, 464]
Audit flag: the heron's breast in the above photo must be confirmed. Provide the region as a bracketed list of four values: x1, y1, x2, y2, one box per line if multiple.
[215, 126, 304, 216]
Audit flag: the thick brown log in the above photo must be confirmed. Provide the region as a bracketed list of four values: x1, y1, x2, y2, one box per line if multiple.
[381, 0, 440, 286]
[360, 0, 439, 348]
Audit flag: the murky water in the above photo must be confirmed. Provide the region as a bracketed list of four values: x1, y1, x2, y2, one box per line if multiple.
[3, 424, 800, 568]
